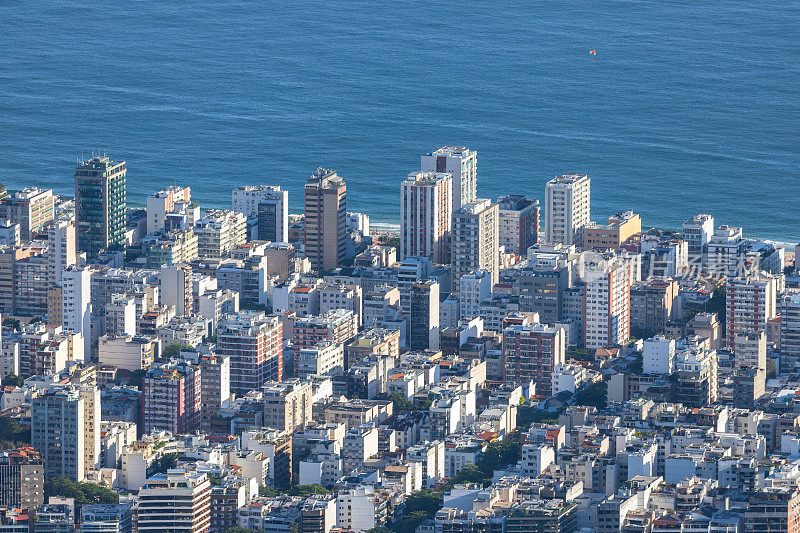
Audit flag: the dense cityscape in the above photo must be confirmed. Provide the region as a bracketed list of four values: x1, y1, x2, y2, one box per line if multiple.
[0, 146, 797, 533]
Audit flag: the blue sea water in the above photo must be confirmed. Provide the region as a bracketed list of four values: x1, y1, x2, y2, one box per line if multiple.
[0, 1, 798, 240]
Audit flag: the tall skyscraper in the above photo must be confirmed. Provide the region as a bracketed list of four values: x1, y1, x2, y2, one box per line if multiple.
[75, 156, 127, 256]
[216, 311, 283, 393]
[304, 169, 346, 271]
[400, 171, 452, 263]
[421, 146, 477, 215]
[544, 173, 590, 245]
[451, 199, 499, 293]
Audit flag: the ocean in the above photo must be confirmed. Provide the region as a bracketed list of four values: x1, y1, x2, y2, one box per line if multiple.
[1, 1, 798, 241]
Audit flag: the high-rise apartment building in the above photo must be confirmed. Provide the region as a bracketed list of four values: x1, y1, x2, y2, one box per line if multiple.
[304, 168, 346, 271]
[0, 187, 55, 241]
[420, 146, 477, 215]
[147, 186, 191, 234]
[199, 354, 230, 433]
[194, 210, 247, 258]
[143, 360, 202, 435]
[410, 280, 440, 350]
[782, 294, 800, 361]
[726, 274, 778, 347]
[216, 311, 283, 393]
[31, 385, 99, 481]
[682, 214, 714, 271]
[293, 309, 359, 350]
[61, 266, 92, 356]
[497, 195, 539, 255]
[545, 173, 590, 245]
[46, 219, 77, 285]
[261, 379, 313, 434]
[400, 171, 452, 263]
[0, 447, 44, 510]
[75, 156, 127, 256]
[733, 331, 767, 371]
[502, 321, 565, 396]
[161, 264, 194, 317]
[583, 254, 632, 349]
[232, 185, 289, 242]
[137, 470, 211, 533]
[451, 199, 499, 293]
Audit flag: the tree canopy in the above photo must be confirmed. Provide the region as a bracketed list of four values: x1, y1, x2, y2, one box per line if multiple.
[44, 477, 118, 517]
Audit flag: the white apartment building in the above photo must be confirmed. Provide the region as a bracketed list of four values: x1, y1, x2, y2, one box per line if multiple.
[336, 486, 386, 533]
[545, 173, 590, 245]
[194, 209, 247, 258]
[451, 199, 499, 293]
[261, 379, 313, 434]
[406, 440, 445, 488]
[725, 274, 778, 347]
[459, 270, 492, 319]
[420, 146, 477, 215]
[298, 341, 344, 379]
[400, 171, 452, 264]
[319, 283, 363, 326]
[98, 334, 158, 371]
[146, 186, 191, 234]
[583, 254, 631, 349]
[137, 470, 211, 533]
[232, 185, 289, 242]
[46, 219, 77, 285]
[705, 225, 748, 279]
[342, 424, 379, 474]
[733, 331, 767, 371]
[682, 214, 714, 269]
[642, 336, 675, 375]
[105, 293, 137, 337]
[61, 265, 92, 356]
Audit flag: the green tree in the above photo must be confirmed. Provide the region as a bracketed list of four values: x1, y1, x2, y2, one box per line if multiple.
[0, 417, 31, 448]
[477, 434, 521, 476]
[377, 393, 431, 412]
[363, 528, 394, 533]
[575, 381, 607, 410]
[517, 406, 562, 430]
[2, 318, 20, 331]
[2, 375, 24, 388]
[450, 464, 490, 487]
[629, 354, 643, 375]
[44, 477, 118, 517]
[224, 528, 259, 533]
[149, 453, 179, 475]
[161, 343, 191, 359]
